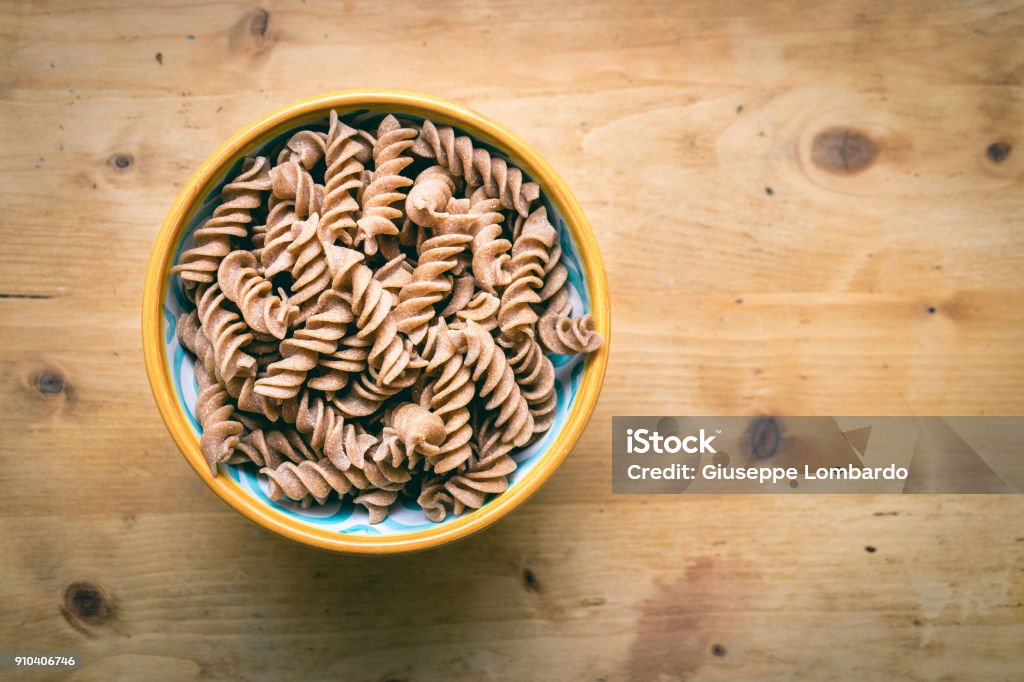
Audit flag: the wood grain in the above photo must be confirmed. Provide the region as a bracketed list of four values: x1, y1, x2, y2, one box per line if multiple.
[1, 1, 1022, 680]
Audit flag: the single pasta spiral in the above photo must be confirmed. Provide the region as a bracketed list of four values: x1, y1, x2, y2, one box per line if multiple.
[260, 195, 298, 274]
[323, 422, 379, 471]
[276, 130, 327, 170]
[388, 402, 446, 459]
[538, 314, 604, 355]
[368, 313, 424, 387]
[498, 207, 557, 337]
[331, 365, 418, 418]
[539, 285, 572, 326]
[449, 320, 534, 447]
[320, 111, 366, 247]
[373, 254, 414, 293]
[288, 389, 347, 461]
[270, 160, 323, 219]
[420, 319, 475, 473]
[172, 156, 271, 292]
[280, 213, 332, 322]
[195, 283, 256, 380]
[450, 291, 500, 332]
[236, 427, 315, 469]
[392, 233, 474, 345]
[443, 446, 518, 512]
[218, 250, 298, 339]
[325, 244, 394, 338]
[440, 274, 476, 317]
[262, 458, 369, 505]
[417, 476, 456, 522]
[355, 115, 416, 255]
[498, 332, 557, 434]
[405, 166, 481, 234]
[314, 333, 370, 393]
[194, 360, 244, 475]
[412, 119, 540, 217]
[254, 289, 354, 400]
[352, 488, 400, 524]
[468, 187, 511, 293]
[228, 372, 283, 422]
[176, 310, 215, 375]
[179, 310, 280, 421]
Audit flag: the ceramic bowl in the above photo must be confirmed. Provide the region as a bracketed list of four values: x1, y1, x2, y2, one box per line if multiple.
[143, 91, 609, 553]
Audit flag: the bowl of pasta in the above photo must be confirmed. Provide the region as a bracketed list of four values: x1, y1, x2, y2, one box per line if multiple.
[143, 91, 610, 553]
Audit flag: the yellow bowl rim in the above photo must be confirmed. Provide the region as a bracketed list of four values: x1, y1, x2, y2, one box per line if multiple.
[142, 90, 610, 554]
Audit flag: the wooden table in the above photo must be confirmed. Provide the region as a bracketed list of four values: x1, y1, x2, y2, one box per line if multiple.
[3, 2, 1022, 680]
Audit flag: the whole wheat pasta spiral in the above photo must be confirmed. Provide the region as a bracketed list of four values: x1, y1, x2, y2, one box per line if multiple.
[173, 109, 604, 524]
[374, 254, 414, 293]
[270, 160, 323, 220]
[355, 115, 416, 255]
[468, 187, 512, 293]
[420, 319, 475, 472]
[276, 130, 327, 170]
[498, 207, 557, 337]
[417, 476, 456, 522]
[367, 314, 421, 387]
[331, 365, 418, 418]
[195, 362, 245, 475]
[324, 423, 378, 471]
[538, 314, 603, 355]
[320, 111, 366, 247]
[195, 283, 256, 380]
[218, 250, 298, 339]
[450, 320, 534, 447]
[405, 166, 481, 234]
[440, 274, 476, 317]
[325, 245, 394, 339]
[236, 427, 314, 469]
[260, 196, 298, 274]
[451, 291, 500, 331]
[412, 119, 540, 217]
[280, 213, 332, 321]
[172, 156, 271, 292]
[499, 332, 557, 435]
[255, 289, 354, 400]
[262, 458, 366, 505]
[387, 402, 446, 458]
[443, 446, 517, 511]
[315, 333, 371, 392]
[392, 233, 473, 345]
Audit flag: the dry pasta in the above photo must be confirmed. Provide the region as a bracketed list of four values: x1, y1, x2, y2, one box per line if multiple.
[173, 110, 603, 523]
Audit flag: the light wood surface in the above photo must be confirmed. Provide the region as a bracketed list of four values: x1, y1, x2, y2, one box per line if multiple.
[2, 1, 1023, 680]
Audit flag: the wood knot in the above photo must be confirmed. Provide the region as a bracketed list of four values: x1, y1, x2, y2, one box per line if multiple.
[230, 8, 274, 55]
[35, 368, 65, 395]
[521, 567, 541, 593]
[811, 127, 877, 175]
[61, 581, 114, 631]
[109, 153, 133, 171]
[711, 643, 727, 657]
[250, 8, 269, 37]
[747, 417, 781, 460]
[986, 142, 1011, 163]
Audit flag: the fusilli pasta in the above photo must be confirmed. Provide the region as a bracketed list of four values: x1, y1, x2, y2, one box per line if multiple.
[172, 110, 604, 523]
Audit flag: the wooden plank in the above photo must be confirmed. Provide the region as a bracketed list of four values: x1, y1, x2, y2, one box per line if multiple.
[1, 1, 1022, 679]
